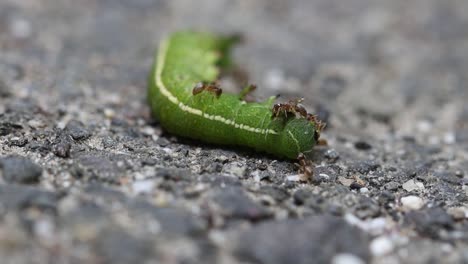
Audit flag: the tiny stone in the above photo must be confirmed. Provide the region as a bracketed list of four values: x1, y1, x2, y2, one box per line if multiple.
[350, 181, 364, 190]
[136, 118, 146, 126]
[0, 155, 43, 184]
[402, 179, 425, 192]
[384, 181, 399, 191]
[354, 141, 372, 150]
[111, 117, 128, 126]
[360, 187, 369, 193]
[332, 253, 365, 264]
[401, 195, 424, 211]
[28, 119, 45, 128]
[417, 120, 432, 133]
[318, 173, 330, 181]
[443, 132, 455, 144]
[34, 218, 55, 241]
[141, 158, 158, 166]
[370, 236, 394, 257]
[216, 155, 229, 163]
[103, 108, 115, 119]
[293, 188, 313, 205]
[9, 18, 32, 39]
[155, 137, 170, 147]
[286, 174, 302, 182]
[65, 120, 91, 140]
[140, 126, 155, 136]
[132, 180, 156, 194]
[102, 137, 116, 148]
[256, 162, 268, 170]
[447, 207, 467, 220]
[53, 140, 71, 158]
[324, 149, 340, 161]
[378, 191, 395, 205]
[223, 162, 247, 178]
[339, 176, 353, 187]
[0, 122, 23, 136]
[365, 217, 388, 235]
[9, 136, 28, 147]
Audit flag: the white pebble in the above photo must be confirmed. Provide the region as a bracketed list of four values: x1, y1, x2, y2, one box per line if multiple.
[286, 174, 302, 182]
[331, 253, 365, 264]
[447, 207, 468, 220]
[9, 18, 32, 38]
[359, 187, 369, 193]
[402, 179, 425, 192]
[338, 176, 353, 187]
[443, 132, 455, 144]
[103, 108, 115, 119]
[141, 126, 156, 136]
[370, 236, 394, 257]
[417, 120, 432, 133]
[132, 180, 155, 194]
[401, 195, 424, 211]
[365, 217, 388, 235]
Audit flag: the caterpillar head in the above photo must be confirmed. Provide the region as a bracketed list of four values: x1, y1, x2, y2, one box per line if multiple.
[278, 118, 320, 159]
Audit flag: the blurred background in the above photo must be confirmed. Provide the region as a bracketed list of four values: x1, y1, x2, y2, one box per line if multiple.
[2, 0, 468, 143]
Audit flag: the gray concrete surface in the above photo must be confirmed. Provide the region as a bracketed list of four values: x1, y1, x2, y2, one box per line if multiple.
[0, 0, 467, 263]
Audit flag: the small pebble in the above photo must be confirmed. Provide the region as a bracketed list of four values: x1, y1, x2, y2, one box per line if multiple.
[339, 176, 353, 187]
[132, 180, 156, 194]
[455, 170, 464, 178]
[318, 173, 330, 181]
[354, 141, 372, 150]
[401, 195, 424, 211]
[447, 207, 467, 220]
[103, 108, 115, 119]
[28, 119, 45, 128]
[223, 162, 246, 178]
[417, 120, 432, 133]
[443, 132, 455, 144]
[9, 137, 28, 147]
[65, 120, 91, 140]
[324, 149, 340, 161]
[331, 253, 365, 264]
[286, 174, 302, 182]
[0, 155, 42, 184]
[34, 218, 55, 241]
[350, 181, 364, 190]
[402, 179, 425, 192]
[140, 126, 156, 136]
[360, 187, 369, 193]
[53, 140, 71, 158]
[9, 18, 32, 39]
[370, 236, 394, 257]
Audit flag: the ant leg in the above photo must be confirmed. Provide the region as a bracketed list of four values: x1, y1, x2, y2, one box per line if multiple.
[239, 84, 257, 100]
[295, 153, 313, 182]
[192, 82, 223, 98]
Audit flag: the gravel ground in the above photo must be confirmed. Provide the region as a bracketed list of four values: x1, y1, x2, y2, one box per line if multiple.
[1, 0, 468, 263]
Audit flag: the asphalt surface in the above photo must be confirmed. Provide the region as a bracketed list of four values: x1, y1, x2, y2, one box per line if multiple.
[0, 0, 467, 263]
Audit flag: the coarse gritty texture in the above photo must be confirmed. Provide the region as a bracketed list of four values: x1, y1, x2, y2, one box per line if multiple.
[148, 32, 318, 159]
[0, 0, 468, 264]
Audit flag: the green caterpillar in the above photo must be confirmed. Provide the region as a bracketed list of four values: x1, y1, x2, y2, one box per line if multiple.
[148, 31, 322, 160]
